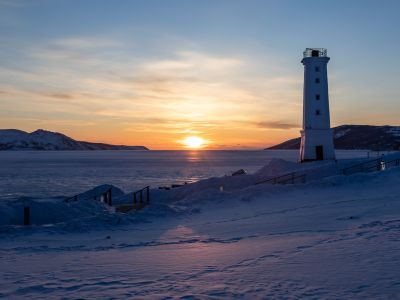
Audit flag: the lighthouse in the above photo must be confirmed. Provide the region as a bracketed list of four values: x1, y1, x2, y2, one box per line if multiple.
[299, 48, 335, 162]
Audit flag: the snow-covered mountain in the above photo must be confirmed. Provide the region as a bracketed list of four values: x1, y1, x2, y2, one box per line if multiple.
[267, 125, 400, 151]
[0, 129, 149, 150]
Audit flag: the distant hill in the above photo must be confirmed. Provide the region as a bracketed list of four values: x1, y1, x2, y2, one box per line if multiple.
[267, 125, 400, 151]
[0, 129, 149, 151]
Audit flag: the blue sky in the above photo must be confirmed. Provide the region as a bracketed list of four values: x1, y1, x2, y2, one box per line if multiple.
[0, 0, 399, 149]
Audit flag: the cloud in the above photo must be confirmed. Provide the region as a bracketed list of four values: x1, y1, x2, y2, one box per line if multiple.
[143, 51, 243, 74]
[52, 37, 122, 49]
[28, 36, 123, 67]
[0, 34, 304, 148]
[41, 93, 75, 100]
[30, 47, 101, 65]
[254, 121, 300, 130]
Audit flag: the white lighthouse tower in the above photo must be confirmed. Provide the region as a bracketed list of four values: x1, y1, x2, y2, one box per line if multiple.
[300, 48, 335, 162]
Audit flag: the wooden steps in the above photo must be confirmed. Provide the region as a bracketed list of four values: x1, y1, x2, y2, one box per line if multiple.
[115, 202, 148, 213]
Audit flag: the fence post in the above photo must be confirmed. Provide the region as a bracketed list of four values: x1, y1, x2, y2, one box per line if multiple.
[140, 189, 143, 203]
[23, 206, 30, 226]
[134, 192, 137, 204]
[108, 189, 112, 206]
[102, 192, 106, 204]
[146, 186, 150, 203]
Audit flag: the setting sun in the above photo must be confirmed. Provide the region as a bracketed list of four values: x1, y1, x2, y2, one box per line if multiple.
[182, 136, 206, 149]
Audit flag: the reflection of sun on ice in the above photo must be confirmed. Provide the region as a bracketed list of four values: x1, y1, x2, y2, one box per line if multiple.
[182, 136, 206, 149]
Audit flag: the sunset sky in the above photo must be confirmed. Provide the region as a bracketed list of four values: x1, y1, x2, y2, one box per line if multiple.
[0, 0, 399, 149]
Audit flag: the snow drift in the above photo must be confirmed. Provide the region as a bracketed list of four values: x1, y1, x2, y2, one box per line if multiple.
[1, 153, 399, 231]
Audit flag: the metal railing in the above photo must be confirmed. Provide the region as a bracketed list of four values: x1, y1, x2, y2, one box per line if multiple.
[303, 48, 327, 58]
[133, 186, 150, 205]
[342, 158, 383, 175]
[255, 156, 399, 187]
[64, 185, 151, 214]
[342, 157, 400, 176]
[114, 186, 150, 213]
[383, 158, 400, 169]
[64, 188, 113, 207]
[255, 172, 306, 185]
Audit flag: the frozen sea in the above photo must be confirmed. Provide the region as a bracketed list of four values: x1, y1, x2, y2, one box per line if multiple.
[0, 150, 374, 200]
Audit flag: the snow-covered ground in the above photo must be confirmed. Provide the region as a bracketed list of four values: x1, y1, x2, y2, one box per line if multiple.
[1, 153, 400, 299]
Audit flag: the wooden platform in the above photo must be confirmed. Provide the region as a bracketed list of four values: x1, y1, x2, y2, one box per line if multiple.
[115, 202, 148, 213]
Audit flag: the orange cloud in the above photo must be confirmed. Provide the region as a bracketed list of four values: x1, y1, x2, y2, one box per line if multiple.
[0, 37, 308, 149]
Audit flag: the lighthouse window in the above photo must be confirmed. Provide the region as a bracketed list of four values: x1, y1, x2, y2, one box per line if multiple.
[316, 109, 321, 115]
[315, 78, 320, 84]
[315, 66, 320, 72]
[316, 94, 320, 100]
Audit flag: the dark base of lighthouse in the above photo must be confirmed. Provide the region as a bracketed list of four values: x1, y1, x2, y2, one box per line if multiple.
[299, 129, 336, 162]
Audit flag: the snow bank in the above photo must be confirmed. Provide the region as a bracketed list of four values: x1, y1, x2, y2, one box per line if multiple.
[160, 152, 400, 204]
[2, 152, 399, 233]
[0, 185, 190, 233]
[253, 158, 301, 179]
[73, 184, 125, 201]
[0, 197, 109, 227]
[0, 183, 138, 232]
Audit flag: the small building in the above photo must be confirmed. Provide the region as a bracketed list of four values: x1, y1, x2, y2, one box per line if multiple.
[299, 48, 336, 162]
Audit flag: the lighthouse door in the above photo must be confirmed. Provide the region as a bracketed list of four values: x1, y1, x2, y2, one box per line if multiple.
[316, 145, 324, 160]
